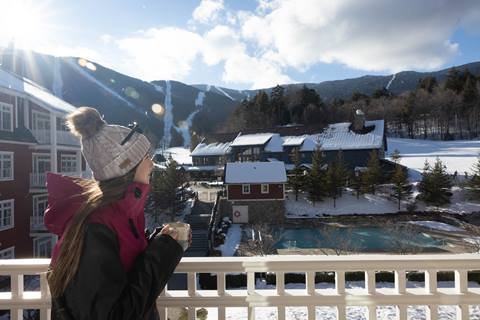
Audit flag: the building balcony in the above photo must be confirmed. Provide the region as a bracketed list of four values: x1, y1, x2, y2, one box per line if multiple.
[30, 216, 47, 232]
[29, 172, 47, 188]
[1, 254, 480, 319]
[31, 129, 80, 146]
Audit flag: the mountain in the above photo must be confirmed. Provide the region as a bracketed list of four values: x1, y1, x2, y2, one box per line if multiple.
[1, 49, 479, 147]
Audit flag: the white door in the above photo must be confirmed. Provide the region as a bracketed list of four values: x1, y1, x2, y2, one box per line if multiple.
[232, 205, 248, 224]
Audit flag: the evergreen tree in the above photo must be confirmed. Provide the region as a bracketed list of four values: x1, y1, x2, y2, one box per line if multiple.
[391, 164, 413, 211]
[288, 149, 305, 201]
[350, 171, 363, 199]
[468, 155, 480, 200]
[326, 151, 348, 208]
[362, 150, 383, 194]
[444, 67, 463, 94]
[418, 76, 438, 93]
[417, 157, 452, 206]
[306, 147, 326, 206]
[151, 157, 185, 220]
[270, 85, 290, 125]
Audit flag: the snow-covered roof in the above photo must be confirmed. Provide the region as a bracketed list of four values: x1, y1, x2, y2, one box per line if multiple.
[155, 147, 192, 165]
[191, 142, 231, 156]
[264, 134, 283, 152]
[310, 120, 384, 151]
[185, 165, 223, 172]
[282, 135, 317, 152]
[225, 161, 287, 184]
[0, 68, 76, 114]
[230, 133, 275, 147]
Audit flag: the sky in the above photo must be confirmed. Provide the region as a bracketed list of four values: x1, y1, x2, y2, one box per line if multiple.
[0, 0, 480, 90]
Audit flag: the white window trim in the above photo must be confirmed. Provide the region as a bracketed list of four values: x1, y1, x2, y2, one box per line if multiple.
[0, 199, 14, 231]
[33, 236, 54, 258]
[0, 151, 14, 181]
[0, 246, 15, 259]
[242, 184, 250, 194]
[33, 194, 48, 217]
[32, 153, 51, 173]
[0, 102, 14, 132]
[261, 184, 269, 194]
[60, 154, 77, 173]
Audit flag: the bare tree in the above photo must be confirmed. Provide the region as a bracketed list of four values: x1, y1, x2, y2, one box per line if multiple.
[457, 221, 480, 253]
[384, 221, 422, 254]
[311, 223, 361, 255]
[241, 223, 281, 256]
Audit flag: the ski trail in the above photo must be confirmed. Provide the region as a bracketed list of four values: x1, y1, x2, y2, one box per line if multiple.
[175, 91, 206, 148]
[206, 84, 211, 92]
[386, 73, 396, 90]
[52, 58, 63, 98]
[67, 59, 142, 114]
[215, 85, 235, 100]
[153, 84, 164, 94]
[160, 80, 174, 148]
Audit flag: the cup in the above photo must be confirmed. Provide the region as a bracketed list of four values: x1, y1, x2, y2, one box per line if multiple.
[167, 222, 191, 251]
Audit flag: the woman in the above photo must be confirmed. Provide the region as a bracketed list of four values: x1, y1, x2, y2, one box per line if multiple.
[45, 107, 185, 319]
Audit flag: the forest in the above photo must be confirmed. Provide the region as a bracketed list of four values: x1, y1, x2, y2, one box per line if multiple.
[223, 68, 480, 140]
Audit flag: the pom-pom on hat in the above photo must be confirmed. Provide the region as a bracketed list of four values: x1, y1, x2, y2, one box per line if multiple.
[67, 107, 151, 181]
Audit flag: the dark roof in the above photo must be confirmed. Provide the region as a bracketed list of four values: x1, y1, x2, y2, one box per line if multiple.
[0, 126, 37, 144]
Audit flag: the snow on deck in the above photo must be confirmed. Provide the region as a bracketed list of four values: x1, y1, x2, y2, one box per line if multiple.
[231, 133, 275, 147]
[0, 68, 76, 114]
[225, 162, 287, 184]
[191, 142, 232, 156]
[387, 138, 480, 180]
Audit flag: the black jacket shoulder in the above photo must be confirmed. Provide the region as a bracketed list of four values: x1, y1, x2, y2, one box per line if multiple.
[52, 223, 183, 320]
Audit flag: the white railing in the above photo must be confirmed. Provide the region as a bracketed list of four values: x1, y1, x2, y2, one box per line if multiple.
[1, 255, 480, 320]
[30, 172, 47, 188]
[31, 129, 80, 146]
[30, 216, 47, 232]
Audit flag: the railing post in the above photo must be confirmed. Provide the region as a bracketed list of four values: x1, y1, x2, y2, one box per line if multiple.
[425, 270, 437, 294]
[187, 272, 196, 297]
[276, 272, 285, 295]
[277, 306, 285, 320]
[335, 271, 345, 295]
[396, 305, 407, 320]
[306, 271, 315, 295]
[365, 270, 375, 294]
[308, 305, 315, 320]
[217, 272, 225, 296]
[456, 304, 469, 320]
[247, 272, 255, 295]
[367, 306, 376, 320]
[426, 305, 438, 320]
[187, 307, 195, 320]
[248, 306, 255, 320]
[11, 272, 24, 299]
[454, 269, 468, 294]
[395, 270, 406, 294]
[337, 305, 346, 320]
[218, 307, 226, 320]
[11, 308, 22, 320]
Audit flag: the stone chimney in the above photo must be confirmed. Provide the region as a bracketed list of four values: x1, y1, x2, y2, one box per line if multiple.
[352, 109, 365, 131]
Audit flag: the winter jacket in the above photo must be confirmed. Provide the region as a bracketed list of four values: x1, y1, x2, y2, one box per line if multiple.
[44, 173, 183, 320]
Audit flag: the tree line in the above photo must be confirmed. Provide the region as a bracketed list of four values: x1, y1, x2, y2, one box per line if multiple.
[289, 149, 480, 209]
[224, 68, 480, 140]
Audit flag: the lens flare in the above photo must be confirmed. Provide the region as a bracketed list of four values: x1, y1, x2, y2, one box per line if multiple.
[151, 103, 165, 117]
[124, 87, 140, 99]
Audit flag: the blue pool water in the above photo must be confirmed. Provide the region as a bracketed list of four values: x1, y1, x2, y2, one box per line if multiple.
[274, 226, 446, 252]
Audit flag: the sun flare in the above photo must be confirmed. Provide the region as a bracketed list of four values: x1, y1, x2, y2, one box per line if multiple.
[1, 0, 51, 48]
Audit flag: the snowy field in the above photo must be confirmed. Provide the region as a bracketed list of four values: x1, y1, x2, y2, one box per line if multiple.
[387, 138, 480, 180]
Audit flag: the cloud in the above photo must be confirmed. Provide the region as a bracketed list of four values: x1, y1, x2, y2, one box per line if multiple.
[100, 34, 113, 44]
[115, 27, 203, 81]
[192, 0, 224, 24]
[222, 52, 292, 89]
[202, 25, 245, 65]
[242, 0, 480, 73]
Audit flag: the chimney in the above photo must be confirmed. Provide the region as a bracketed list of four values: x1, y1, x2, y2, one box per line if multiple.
[353, 109, 365, 131]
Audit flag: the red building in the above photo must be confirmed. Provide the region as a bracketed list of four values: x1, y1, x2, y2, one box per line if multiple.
[224, 162, 286, 223]
[0, 69, 86, 259]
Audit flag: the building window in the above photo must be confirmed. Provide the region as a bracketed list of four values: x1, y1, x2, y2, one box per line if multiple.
[0, 103, 13, 131]
[60, 154, 77, 173]
[261, 184, 269, 194]
[33, 194, 48, 217]
[0, 152, 13, 181]
[0, 246, 14, 259]
[0, 199, 14, 231]
[34, 236, 53, 258]
[242, 184, 250, 194]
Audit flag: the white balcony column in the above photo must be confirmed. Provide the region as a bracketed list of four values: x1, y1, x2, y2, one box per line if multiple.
[365, 270, 376, 294]
[425, 270, 437, 294]
[335, 271, 345, 295]
[50, 113, 58, 173]
[396, 305, 407, 320]
[454, 269, 468, 294]
[456, 305, 469, 320]
[426, 305, 438, 320]
[367, 306, 376, 320]
[395, 270, 406, 294]
[24, 99, 29, 129]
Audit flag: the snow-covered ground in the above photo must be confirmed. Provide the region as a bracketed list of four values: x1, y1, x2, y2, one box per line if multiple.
[387, 138, 480, 181]
[161, 147, 192, 165]
[408, 220, 464, 232]
[216, 224, 241, 256]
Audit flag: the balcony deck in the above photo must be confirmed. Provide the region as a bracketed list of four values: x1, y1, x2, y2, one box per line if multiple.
[1, 254, 480, 319]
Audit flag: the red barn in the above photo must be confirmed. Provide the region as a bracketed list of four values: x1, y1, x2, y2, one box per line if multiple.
[224, 162, 286, 223]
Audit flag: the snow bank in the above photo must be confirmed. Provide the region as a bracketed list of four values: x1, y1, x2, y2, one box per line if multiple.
[408, 221, 464, 232]
[216, 224, 241, 256]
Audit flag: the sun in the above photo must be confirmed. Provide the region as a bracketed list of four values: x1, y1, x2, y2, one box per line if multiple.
[1, 0, 52, 48]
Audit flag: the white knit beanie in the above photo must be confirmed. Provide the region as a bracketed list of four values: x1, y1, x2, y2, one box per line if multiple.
[67, 107, 151, 181]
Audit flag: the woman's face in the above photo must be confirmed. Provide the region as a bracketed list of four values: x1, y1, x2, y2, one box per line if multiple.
[133, 156, 154, 184]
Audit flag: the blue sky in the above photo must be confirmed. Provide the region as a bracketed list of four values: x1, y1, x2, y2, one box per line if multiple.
[1, 0, 480, 89]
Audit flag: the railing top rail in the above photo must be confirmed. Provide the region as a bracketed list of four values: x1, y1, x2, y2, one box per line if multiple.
[2, 255, 480, 273]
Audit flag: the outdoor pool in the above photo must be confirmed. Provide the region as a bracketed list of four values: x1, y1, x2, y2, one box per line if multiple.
[274, 226, 448, 252]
